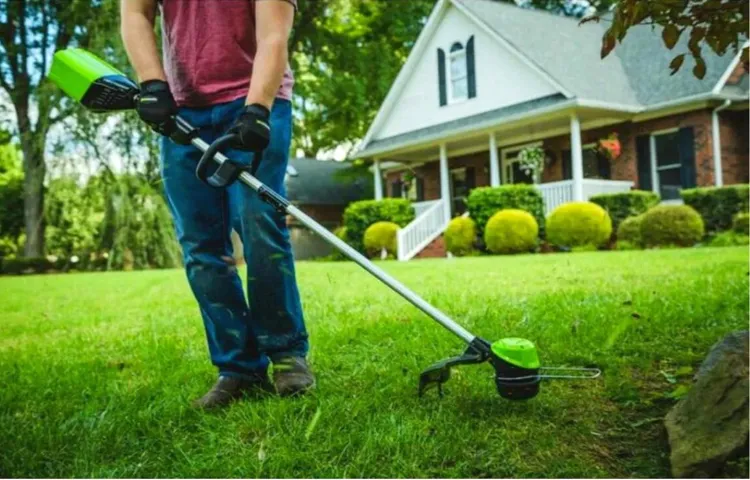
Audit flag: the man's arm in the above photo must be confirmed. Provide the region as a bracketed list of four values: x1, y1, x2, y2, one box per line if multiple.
[245, 0, 295, 109]
[120, 0, 166, 82]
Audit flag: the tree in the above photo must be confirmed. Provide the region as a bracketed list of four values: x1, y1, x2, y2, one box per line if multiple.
[593, 0, 748, 79]
[0, 140, 24, 243]
[0, 0, 119, 256]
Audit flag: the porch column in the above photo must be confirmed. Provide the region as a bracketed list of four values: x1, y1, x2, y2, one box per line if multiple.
[373, 158, 383, 200]
[489, 132, 500, 187]
[439, 143, 451, 223]
[570, 114, 584, 201]
[711, 101, 731, 187]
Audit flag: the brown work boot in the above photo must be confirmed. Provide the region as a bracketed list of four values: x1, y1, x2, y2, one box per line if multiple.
[273, 357, 316, 397]
[192, 375, 273, 410]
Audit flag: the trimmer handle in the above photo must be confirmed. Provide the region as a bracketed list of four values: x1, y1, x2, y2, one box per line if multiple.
[193, 130, 263, 188]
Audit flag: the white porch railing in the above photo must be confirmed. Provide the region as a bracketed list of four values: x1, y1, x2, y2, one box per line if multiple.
[397, 199, 448, 261]
[537, 179, 634, 215]
[413, 200, 440, 217]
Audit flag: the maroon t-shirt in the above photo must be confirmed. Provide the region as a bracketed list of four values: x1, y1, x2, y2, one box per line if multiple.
[160, 0, 296, 107]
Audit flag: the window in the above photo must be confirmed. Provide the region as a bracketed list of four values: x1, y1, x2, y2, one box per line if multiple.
[651, 130, 682, 200]
[561, 146, 611, 180]
[450, 167, 475, 214]
[449, 42, 468, 102]
[437, 36, 476, 106]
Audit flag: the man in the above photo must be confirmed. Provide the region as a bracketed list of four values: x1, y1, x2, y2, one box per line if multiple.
[120, 0, 314, 409]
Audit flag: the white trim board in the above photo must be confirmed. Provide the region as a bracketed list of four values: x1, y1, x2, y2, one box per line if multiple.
[713, 41, 750, 94]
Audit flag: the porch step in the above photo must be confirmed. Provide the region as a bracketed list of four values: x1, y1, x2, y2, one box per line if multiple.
[415, 235, 446, 259]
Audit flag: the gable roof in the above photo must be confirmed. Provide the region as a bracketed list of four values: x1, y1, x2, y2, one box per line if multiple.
[285, 158, 371, 206]
[455, 0, 740, 107]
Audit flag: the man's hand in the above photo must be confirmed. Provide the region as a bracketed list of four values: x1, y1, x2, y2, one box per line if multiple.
[136, 80, 178, 137]
[228, 104, 271, 152]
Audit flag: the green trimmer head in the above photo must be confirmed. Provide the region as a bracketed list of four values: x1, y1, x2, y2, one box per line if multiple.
[418, 337, 600, 399]
[49, 48, 138, 112]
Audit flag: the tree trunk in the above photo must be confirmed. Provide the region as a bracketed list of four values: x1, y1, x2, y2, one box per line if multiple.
[16, 103, 47, 258]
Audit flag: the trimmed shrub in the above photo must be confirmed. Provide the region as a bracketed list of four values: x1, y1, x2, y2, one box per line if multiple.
[706, 231, 750, 247]
[343, 199, 414, 252]
[681, 184, 749, 232]
[617, 215, 645, 248]
[445, 216, 477, 256]
[466, 185, 545, 237]
[0, 257, 54, 275]
[484, 209, 538, 254]
[590, 190, 659, 230]
[640, 205, 704, 248]
[732, 213, 749, 235]
[363, 221, 399, 258]
[546, 202, 612, 249]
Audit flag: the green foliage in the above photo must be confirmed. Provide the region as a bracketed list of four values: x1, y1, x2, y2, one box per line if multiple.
[546, 202, 612, 249]
[590, 190, 659, 230]
[363, 221, 399, 259]
[0, 143, 24, 241]
[732, 213, 749, 235]
[484, 209, 539, 254]
[616, 240, 641, 251]
[343, 199, 414, 252]
[0, 237, 18, 259]
[0, 257, 57, 275]
[444, 217, 477, 256]
[45, 177, 104, 260]
[681, 184, 750, 233]
[706, 231, 750, 248]
[466, 185, 545, 237]
[641, 205, 705, 248]
[617, 215, 645, 249]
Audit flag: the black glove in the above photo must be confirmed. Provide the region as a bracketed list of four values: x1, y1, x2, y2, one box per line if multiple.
[227, 104, 271, 152]
[136, 80, 178, 137]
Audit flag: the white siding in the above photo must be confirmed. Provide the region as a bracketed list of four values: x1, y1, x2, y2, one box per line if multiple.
[373, 5, 559, 141]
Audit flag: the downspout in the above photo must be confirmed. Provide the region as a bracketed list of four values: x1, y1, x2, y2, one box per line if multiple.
[711, 99, 732, 187]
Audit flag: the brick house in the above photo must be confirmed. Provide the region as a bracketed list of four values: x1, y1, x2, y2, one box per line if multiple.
[352, 0, 749, 260]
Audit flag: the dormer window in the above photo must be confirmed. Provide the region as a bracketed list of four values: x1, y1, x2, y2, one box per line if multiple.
[437, 35, 476, 106]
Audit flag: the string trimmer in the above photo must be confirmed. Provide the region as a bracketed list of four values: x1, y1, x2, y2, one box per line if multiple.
[49, 48, 600, 399]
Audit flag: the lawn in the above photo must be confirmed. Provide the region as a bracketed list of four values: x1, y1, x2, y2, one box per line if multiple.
[1, 247, 748, 478]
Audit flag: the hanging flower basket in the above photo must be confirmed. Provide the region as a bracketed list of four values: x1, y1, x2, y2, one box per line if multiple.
[518, 146, 545, 183]
[598, 133, 621, 161]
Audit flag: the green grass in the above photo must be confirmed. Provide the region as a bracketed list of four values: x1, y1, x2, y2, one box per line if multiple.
[1, 247, 748, 478]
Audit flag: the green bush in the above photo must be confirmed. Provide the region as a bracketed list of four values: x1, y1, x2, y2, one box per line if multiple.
[681, 184, 749, 232]
[445, 217, 476, 256]
[466, 185, 545, 237]
[617, 215, 645, 248]
[616, 240, 641, 251]
[343, 199, 414, 252]
[363, 221, 399, 258]
[0, 236, 17, 259]
[484, 209, 538, 254]
[706, 231, 750, 247]
[640, 205, 704, 248]
[0, 257, 54, 275]
[546, 202, 612, 249]
[590, 190, 659, 230]
[732, 213, 749, 235]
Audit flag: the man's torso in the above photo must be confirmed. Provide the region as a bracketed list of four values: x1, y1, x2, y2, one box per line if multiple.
[160, 0, 295, 107]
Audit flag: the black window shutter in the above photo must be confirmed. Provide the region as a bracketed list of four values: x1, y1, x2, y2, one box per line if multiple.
[635, 135, 652, 191]
[466, 166, 476, 190]
[416, 177, 424, 202]
[597, 153, 611, 179]
[437, 48, 447, 106]
[391, 181, 402, 198]
[466, 36, 476, 99]
[562, 149, 572, 180]
[677, 127, 697, 188]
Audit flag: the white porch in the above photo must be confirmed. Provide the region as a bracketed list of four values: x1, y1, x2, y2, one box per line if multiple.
[371, 113, 635, 261]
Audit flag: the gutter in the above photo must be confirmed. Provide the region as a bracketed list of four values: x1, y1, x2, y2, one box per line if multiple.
[711, 99, 733, 187]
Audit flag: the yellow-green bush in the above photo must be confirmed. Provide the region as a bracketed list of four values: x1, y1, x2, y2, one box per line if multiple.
[445, 217, 476, 256]
[363, 221, 399, 258]
[484, 209, 538, 254]
[640, 205, 704, 247]
[546, 202, 612, 248]
[617, 215, 644, 248]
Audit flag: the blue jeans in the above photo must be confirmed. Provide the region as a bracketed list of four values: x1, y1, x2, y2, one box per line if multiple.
[161, 97, 308, 379]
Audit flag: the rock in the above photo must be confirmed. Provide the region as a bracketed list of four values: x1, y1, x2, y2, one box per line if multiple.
[665, 331, 749, 478]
